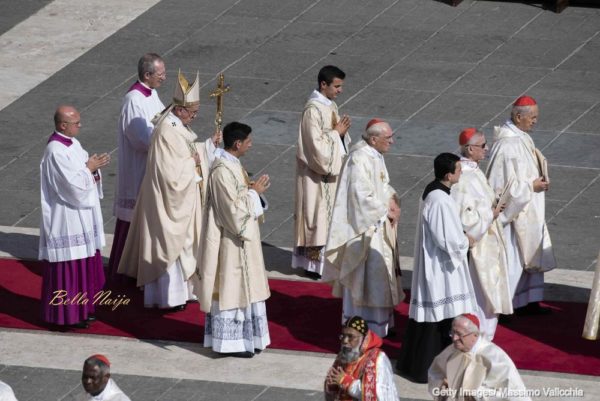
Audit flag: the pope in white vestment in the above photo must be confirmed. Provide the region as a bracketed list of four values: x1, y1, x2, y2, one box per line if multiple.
[118, 71, 217, 309]
[451, 129, 512, 340]
[109, 54, 166, 277]
[293, 66, 351, 277]
[486, 96, 556, 311]
[195, 122, 271, 356]
[429, 315, 531, 401]
[40, 106, 109, 327]
[324, 120, 403, 338]
[398, 153, 477, 384]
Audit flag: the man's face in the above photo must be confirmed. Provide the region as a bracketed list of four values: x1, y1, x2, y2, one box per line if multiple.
[145, 60, 166, 89]
[514, 105, 538, 133]
[466, 134, 488, 163]
[338, 327, 363, 364]
[82, 364, 109, 396]
[450, 320, 478, 353]
[447, 161, 462, 185]
[177, 105, 200, 126]
[370, 124, 394, 154]
[320, 77, 344, 100]
[236, 135, 253, 157]
[60, 111, 82, 138]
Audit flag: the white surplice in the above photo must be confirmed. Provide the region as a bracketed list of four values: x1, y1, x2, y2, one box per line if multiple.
[39, 132, 105, 262]
[323, 140, 403, 337]
[429, 337, 531, 401]
[113, 81, 164, 222]
[451, 158, 512, 340]
[409, 183, 476, 322]
[486, 121, 556, 308]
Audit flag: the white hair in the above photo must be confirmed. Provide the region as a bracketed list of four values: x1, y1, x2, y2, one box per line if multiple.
[362, 122, 389, 141]
[511, 104, 536, 122]
[454, 315, 480, 334]
[460, 131, 485, 156]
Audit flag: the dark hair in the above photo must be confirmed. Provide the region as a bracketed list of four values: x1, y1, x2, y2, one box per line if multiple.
[223, 122, 252, 149]
[318, 65, 345, 87]
[138, 53, 163, 81]
[433, 153, 460, 180]
[84, 357, 110, 376]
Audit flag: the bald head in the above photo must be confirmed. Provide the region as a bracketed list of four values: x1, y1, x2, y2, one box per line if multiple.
[54, 105, 81, 137]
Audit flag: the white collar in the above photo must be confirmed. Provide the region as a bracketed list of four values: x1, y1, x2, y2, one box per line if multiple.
[216, 148, 241, 164]
[308, 89, 332, 106]
[459, 156, 479, 172]
[54, 131, 72, 139]
[138, 80, 152, 90]
[363, 141, 384, 160]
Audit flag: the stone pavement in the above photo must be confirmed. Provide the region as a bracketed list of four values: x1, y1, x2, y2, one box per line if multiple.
[0, 0, 599, 400]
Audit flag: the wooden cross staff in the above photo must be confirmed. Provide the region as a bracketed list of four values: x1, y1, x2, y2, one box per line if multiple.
[209, 73, 230, 133]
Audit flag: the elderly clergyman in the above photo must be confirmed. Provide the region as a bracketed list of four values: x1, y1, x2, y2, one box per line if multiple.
[108, 53, 166, 278]
[450, 128, 512, 340]
[324, 316, 400, 401]
[428, 314, 531, 401]
[118, 71, 220, 310]
[486, 95, 556, 315]
[80, 354, 131, 401]
[323, 118, 403, 338]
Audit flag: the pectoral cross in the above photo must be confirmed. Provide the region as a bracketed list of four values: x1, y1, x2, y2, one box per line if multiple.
[209, 73, 231, 132]
[380, 171, 385, 182]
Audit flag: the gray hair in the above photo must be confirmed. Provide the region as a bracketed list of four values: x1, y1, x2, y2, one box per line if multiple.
[362, 122, 389, 142]
[84, 357, 110, 376]
[460, 131, 485, 156]
[510, 104, 535, 122]
[138, 53, 163, 81]
[454, 315, 480, 335]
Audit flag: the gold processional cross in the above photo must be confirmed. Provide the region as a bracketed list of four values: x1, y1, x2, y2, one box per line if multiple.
[209, 73, 231, 133]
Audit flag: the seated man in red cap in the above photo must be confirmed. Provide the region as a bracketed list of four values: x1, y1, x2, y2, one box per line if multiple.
[450, 128, 513, 340]
[486, 95, 556, 315]
[325, 316, 399, 401]
[323, 119, 403, 338]
[428, 314, 531, 401]
[81, 354, 131, 401]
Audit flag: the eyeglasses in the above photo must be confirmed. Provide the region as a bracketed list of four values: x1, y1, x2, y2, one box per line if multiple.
[449, 330, 475, 340]
[62, 121, 81, 126]
[468, 142, 487, 149]
[339, 333, 362, 341]
[151, 71, 167, 78]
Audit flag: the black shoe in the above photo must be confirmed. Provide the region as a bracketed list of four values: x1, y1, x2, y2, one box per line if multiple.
[498, 314, 513, 324]
[515, 302, 552, 316]
[304, 271, 322, 280]
[171, 304, 186, 312]
[254, 348, 263, 354]
[86, 315, 96, 322]
[229, 351, 254, 358]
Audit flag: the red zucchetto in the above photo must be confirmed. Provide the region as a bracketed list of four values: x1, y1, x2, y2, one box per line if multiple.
[89, 354, 110, 367]
[459, 128, 477, 145]
[366, 118, 385, 130]
[513, 95, 537, 107]
[462, 313, 480, 329]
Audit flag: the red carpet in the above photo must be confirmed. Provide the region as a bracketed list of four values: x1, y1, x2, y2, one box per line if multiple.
[1, 258, 599, 376]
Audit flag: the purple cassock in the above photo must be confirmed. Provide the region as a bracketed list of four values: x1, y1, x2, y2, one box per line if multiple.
[40, 133, 106, 325]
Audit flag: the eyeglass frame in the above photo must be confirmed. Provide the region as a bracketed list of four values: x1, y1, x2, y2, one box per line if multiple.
[467, 142, 487, 149]
[448, 330, 476, 340]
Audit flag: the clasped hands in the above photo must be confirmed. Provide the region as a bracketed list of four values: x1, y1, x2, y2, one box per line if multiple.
[335, 115, 351, 137]
[86, 153, 110, 173]
[249, 174, 271, 194]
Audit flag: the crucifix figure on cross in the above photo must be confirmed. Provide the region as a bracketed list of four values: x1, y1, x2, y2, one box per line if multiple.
[209, 73, 230, 133]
